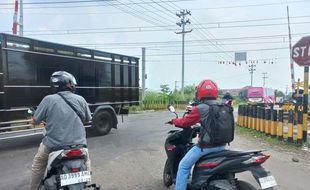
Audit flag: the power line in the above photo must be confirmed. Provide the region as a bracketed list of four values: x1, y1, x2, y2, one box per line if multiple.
[105, 0, 172, 29]
[125, 0, 176, 24]
[0, 0, 114, 5]
[138, 46, 289, 57]
[67, 32, 309, 46]
[145, 57, 289, 62]
[86, 41, 286, 50]
[2, 20, 310, 35]
[163, 1, 234, 61]
[168, 1, 236, 60]
[0, 0, 192, 9]
[1, 0, 308, 9]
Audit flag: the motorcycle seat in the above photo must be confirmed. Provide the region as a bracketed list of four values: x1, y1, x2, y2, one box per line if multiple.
[199, 149, 262, 160]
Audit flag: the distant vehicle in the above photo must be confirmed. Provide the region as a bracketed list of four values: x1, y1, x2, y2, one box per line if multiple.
[0, 33, 139, 140]
[247, 87, 275, 104]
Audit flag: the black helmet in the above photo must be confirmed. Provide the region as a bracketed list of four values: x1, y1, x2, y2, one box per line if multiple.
[223, 91, 233, 100]
[50, 71, 77, 93]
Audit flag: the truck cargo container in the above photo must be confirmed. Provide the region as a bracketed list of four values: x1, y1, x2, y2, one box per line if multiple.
[0, 33, 139, 140]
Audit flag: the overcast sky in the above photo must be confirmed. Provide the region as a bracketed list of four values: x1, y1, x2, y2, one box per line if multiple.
[1, 0, 310, 93]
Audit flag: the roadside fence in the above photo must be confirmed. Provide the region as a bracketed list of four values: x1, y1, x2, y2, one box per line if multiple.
[237, 105, 308, 144]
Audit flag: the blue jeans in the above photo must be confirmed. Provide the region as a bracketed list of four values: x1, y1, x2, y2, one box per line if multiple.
[175, 145, 225, 190]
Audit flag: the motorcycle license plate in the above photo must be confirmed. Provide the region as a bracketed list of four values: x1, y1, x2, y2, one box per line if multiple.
[60, 171, 91, 186]
[259, 175, 277, 189]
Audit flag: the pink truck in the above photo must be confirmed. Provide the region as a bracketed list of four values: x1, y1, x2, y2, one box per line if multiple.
[247, 87, 275, 104]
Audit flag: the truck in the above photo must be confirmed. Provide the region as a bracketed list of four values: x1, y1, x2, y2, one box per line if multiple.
[247, 87, 275, 104]
[0, 33, 139, 140]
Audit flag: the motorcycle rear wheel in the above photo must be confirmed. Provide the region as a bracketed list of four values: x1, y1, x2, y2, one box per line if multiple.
[236, 180, 257, 190]
[163, 159, 173, 187]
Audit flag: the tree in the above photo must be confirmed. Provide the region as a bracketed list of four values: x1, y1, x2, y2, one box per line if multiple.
[184, 85, 195, 95]
[276, 90, 285, 97]
[160, 84, 171, 95]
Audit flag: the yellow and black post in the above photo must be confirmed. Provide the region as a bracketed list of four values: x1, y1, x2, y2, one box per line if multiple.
[255, 106, 259, 131]
[303, 66, 309, 143]
[248, 106, 252, 128]
[270, 109, 277, 137]
[277, 109, 284, 140]
[288, 110, 294, 143]
[252, 106, 256, 129]
[244, 106, 248, 128]
[297, 110, 303, 144]
[239, 105, 243, 126]
[247, 106, 250, 128]
[257, 107, 261, 131]
[261, 107, 265, 132]
[237, 105, 241, 126]
[265, 108, 271, 135]
[240, 105, 244, 127]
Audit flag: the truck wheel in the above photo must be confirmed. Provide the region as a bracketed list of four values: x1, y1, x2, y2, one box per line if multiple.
[92, 110, 113, 136]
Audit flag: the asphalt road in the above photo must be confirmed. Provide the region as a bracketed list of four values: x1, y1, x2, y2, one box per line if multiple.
[0, 111, 310, 190]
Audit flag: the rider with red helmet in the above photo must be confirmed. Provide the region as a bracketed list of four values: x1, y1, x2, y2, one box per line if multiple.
[170, 79, 226, 190]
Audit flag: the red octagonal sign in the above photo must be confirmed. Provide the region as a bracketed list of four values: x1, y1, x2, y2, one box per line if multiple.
[292, 36, 310, 66]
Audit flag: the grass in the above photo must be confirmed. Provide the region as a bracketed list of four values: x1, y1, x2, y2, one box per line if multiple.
[236, 125, 310, 150]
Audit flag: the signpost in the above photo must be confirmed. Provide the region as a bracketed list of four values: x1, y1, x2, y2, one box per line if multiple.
[292, 36, 310, 143]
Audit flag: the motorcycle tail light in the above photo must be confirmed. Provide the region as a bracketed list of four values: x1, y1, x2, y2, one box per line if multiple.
[166, 145, 176, 151]
[197, 161, 220, 168]
[243, 154, 270, 164]
[254, 154, 270, 164]
[71, 168, 80, 172]
[64, 149, 84, 158]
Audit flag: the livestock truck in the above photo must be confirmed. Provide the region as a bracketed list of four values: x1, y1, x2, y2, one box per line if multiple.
[0, 33, 139, 140]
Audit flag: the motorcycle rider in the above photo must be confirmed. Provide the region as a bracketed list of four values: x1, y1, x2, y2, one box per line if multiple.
[30, 71, 92, 190]
[169, 79, 226, 190]
[222, 91, 234, 107]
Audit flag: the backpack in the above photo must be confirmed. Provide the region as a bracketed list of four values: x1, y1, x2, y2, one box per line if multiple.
[198, 103, 234, 146]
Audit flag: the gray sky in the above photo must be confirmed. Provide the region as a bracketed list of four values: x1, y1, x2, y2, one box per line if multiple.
[1, 0, 310, 92]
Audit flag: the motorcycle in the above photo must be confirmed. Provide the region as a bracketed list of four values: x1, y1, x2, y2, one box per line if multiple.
[28, 108, 100, 190]
[163, 105, 277, 190]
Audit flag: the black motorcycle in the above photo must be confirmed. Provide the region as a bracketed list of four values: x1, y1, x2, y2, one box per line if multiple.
[163, 105, 277, 190]
[28, 108, 100, 190]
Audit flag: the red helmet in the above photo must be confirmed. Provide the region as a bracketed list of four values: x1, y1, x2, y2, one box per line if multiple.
[196, 80, 219, 101]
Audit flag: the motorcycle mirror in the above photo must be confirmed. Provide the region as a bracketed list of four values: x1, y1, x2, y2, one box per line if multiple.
[167, 105, 176, 113]
[28, 107, 35, 115]
[27, 109, 33, 114]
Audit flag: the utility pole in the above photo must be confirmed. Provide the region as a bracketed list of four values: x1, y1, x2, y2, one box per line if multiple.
[262, 72, 268, 87]
[12, 0, 18, 35]
[142, 48, 146, 101]
[174, 81, 178, 92]
[287, 6, 295, 92]
[19, 0, 23, 36]
[176, 9, 192, 97]
[248, 62, 256, 86]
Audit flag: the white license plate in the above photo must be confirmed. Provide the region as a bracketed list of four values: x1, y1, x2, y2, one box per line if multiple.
[259, 175, 277, 189]
[60, 171, 91, 186]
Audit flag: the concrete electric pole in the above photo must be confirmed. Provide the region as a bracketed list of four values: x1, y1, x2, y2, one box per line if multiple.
[176, 9, 192, 97]
[142, 48, 146, 101]
[19, 0, 23, 36]
[262, 72, 268, 87]
[248, 62, 256, 86]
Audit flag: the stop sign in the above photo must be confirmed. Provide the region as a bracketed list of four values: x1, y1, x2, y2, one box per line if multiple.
[292, 36, 310, 66]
